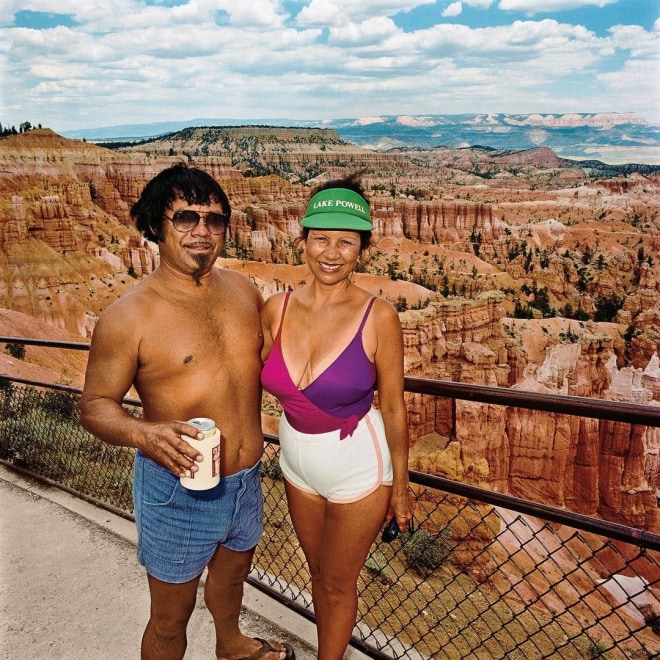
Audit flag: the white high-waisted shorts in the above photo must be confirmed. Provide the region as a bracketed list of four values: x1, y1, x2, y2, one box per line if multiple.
[278, 407, 393, 503]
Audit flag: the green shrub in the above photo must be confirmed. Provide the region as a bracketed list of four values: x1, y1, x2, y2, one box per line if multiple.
[260, 453, 283, 480]
[402, 527, 452, 576]
[0, 418, 54, 471]
[41, 390, 79, 420]
[5, 343, 25, 360]
[585, 637, 608, 658]
[594, 294, 623, 322]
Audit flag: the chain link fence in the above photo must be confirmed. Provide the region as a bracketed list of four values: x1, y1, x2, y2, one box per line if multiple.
[0, 378, 659, 659]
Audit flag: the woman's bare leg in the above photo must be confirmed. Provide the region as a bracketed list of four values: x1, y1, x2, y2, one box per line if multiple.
[286, 481, 391, 660]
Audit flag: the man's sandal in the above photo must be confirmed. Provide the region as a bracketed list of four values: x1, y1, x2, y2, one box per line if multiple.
[240, 637, 296, 660]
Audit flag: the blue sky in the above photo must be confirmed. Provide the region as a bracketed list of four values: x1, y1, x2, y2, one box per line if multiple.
[1, 1, 658, 132]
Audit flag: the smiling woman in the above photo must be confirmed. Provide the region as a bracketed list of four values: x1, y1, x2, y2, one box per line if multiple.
[260, 171, 415, 659]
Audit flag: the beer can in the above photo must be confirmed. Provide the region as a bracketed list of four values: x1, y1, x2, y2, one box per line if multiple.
[179, 417, 221, 490]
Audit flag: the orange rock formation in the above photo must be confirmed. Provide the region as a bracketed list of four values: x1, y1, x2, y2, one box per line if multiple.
[1, 128, 658, 530]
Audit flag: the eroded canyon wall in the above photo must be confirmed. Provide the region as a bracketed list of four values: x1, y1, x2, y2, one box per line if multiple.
[1, 128, 658, 529]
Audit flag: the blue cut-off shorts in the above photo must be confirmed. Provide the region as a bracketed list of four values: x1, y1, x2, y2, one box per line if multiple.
[133, 451, 264, 583]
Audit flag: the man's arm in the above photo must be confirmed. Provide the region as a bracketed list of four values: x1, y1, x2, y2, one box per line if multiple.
[80, 307, 204, 477]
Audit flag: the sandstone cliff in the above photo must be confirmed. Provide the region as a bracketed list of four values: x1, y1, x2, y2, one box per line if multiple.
[1, 128, 658, 530]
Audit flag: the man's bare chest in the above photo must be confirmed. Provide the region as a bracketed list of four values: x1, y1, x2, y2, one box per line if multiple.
[139, 304, 259, 372]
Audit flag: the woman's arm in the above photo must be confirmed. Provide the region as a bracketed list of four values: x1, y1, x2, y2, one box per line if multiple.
[371, 299, 414, 531]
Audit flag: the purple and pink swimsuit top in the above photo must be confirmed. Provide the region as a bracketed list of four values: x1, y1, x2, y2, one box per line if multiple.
[261, 292, 377, 439]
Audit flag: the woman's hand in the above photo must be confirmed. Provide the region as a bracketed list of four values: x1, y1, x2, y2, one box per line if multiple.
[386, 486, 415, 534]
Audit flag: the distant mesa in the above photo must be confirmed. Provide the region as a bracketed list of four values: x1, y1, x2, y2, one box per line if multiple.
[60, 112, 659, 166]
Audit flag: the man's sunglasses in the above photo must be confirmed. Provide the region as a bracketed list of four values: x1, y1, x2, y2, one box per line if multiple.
[166, 209, 229, 235]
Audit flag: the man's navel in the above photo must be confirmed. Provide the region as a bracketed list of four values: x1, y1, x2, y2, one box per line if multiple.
[183, 355, 193, 365]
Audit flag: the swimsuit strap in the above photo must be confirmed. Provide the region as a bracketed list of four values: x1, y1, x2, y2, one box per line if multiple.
[357, 297, 378, 334]
[273, 291, 292, 344]
[276, 292, 374, 340]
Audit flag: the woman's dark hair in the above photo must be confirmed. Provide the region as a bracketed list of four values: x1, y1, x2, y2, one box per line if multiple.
[131, 163, 231, 243]
[301, 171, 372, 251]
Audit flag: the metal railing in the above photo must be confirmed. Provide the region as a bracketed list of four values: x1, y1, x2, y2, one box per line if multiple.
[1, 337, 659, 659]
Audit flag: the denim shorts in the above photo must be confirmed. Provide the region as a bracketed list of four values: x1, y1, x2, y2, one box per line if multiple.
[133, 451, 264, 583]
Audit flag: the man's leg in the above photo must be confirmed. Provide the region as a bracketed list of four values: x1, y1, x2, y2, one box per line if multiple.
[205, 545, 289, 660]
[142, 573, 201, 660]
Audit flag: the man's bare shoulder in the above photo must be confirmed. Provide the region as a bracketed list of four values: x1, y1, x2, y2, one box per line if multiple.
[89, 279, 162, 349]
[215, 267, 264, 305]
[217, 266, 258, 287]
[97, 278, 155, 323]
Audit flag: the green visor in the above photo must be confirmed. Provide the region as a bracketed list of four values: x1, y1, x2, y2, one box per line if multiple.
[301, 188, 372, 231]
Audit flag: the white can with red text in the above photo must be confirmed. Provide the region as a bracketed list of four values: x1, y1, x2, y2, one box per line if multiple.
[179, 418, 221, 490]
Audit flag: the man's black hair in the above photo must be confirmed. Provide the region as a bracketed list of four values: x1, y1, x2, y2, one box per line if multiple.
[131, 163, 231, 243]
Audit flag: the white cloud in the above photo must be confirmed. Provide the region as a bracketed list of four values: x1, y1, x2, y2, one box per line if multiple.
[609, 24, 659, 59]
[443, 3, 463, 18]
[297, 0, 345, 26]
[498, 0, 617, 14]
[223, 0, 289, 28]
[389, 18, 606, 66]
[597, 58, 660, 119]
[297, 0, 437, 25]
[1, 0, 658, 129]
[327, 16, 399, 45]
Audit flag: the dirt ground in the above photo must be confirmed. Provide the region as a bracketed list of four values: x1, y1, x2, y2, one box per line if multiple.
[0, 466, 329, 660]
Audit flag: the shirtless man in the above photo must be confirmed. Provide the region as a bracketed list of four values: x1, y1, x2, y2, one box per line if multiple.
[80, 164, 294, 660]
